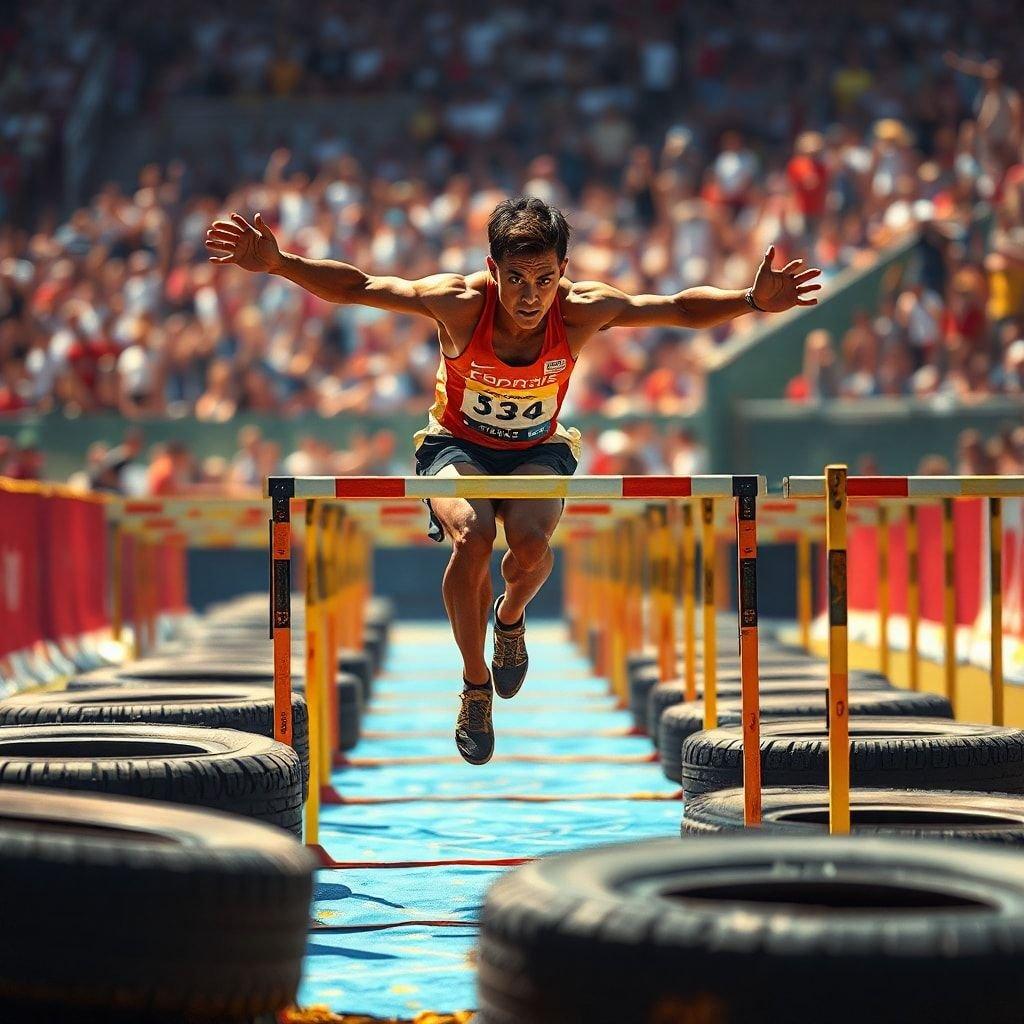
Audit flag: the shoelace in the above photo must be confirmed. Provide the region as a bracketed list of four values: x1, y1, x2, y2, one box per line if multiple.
[457, 687, 492, 732]
[493, 626, 526, 667]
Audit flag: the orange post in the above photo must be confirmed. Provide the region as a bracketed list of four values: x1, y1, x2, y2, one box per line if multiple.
[269, 477, 294, 748]
[734, 477, 761, 827]
[826, 464, 850, 835]
[303, 500, 322, 845]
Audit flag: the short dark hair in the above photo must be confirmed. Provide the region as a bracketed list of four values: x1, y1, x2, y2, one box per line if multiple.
[487, 196, 571, 264]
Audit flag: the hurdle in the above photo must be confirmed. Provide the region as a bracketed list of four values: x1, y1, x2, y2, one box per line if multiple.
[267, 474, 769, 840]
[784, 473, 1024, 833]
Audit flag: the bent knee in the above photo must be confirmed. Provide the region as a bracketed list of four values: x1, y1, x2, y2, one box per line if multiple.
[507, 528, 551, 567]
[449, 516, 496, 559]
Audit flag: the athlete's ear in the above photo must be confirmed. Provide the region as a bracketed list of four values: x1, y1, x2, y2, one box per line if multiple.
[559, 257, 568, 278]
[486, 255, 498, 281]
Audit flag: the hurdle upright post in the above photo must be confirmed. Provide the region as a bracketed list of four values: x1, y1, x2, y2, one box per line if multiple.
[701, 498, 717, 730]
[681, 502, 697, 701]
[942, 497, 957, 714]
[268, 477, 295, 749]
[303, 500, 322, 845]
[877, 505, 890, 678]
[796, 531, 811, 651]
[734, 477, 761, 827]
[906, 505, 920, 691]
[991, 497, 1004, 726]
[825, 464, 850, 836]
[110, 518, 124, 644]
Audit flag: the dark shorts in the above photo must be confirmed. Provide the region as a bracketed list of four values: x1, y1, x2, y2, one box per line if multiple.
[414, 434, 579, 542]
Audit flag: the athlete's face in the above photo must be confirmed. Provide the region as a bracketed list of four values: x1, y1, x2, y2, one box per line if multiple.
[488, 251, 567, 328]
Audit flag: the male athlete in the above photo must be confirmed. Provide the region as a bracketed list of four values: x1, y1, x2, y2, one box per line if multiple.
[206, 197, 821, 764]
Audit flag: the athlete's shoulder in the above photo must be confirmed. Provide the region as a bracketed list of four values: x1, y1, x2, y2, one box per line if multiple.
[419, 271, 487, 324]
[560, 278, 627, 328]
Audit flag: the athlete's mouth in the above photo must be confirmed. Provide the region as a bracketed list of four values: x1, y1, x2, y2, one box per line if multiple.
[518, 308, 540, 317]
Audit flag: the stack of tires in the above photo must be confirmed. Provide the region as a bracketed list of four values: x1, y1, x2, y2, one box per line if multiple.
[0, 591, 395, 1021]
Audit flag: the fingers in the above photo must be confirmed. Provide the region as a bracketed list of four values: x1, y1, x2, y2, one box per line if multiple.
[209, 220, 243, 235]
[795, 297, 819, 306]
[229, 212, 255, 232]
[781, 258, 804, 273]
[760, 244, 775, 266]
[796, 283, 821, 294]
[206, 229, 239, 245]
[204, 239, 236, 259]
[793, 267, 822, 281]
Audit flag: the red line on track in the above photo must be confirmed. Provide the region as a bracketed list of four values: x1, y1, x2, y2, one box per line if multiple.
[308, 845, 532, 869]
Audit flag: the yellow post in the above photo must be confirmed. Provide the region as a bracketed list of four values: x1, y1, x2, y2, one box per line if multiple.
[653, 506, 674, 683]
[991, 497, 1004, 726]
[304, 501, 322, 846]
[942, 497, 957, 714]
[796, 532, 811, 651]
[877, 506, 890, 678]
[826, 464, 850, 836]
[610, 522, 628, 705]
[130, 533, 143, 660]
[111, 520, 124, 644]
[701, 498, 717, 730]
[906, 505, 920, 691]
[317, 504, 332, 782]
[681, 503, 697, 701]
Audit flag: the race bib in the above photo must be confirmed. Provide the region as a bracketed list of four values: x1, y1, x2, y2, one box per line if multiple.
[460, 380, 558, 443]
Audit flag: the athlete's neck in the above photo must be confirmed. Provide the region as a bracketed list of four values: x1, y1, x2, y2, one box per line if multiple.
[492, 299, 548, 344]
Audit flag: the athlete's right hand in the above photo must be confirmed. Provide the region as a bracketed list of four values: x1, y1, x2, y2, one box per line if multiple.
[205, 212, 283, 273]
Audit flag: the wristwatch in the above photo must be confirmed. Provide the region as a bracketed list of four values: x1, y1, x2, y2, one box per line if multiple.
[744, 288, 767, 312]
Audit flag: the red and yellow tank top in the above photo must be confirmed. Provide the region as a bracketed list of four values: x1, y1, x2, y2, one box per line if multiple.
[414, 279, 581, 457]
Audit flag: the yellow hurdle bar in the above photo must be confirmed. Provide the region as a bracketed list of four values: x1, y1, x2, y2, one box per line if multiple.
[942, 497, 957, 715]
[681, 503, 697, 701]
[991, 497, 1004, 726]
[877, 506, 890, 679]
[701, 498, 717, 731]
[825, 465, 850, 836]
[906, 505, 920, 691]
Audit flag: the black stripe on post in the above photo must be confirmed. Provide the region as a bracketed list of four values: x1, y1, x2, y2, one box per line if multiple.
[269, 477, 295, 630]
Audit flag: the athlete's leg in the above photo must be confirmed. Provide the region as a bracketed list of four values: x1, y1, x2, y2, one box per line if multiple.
[429, 462, 497, 685]
[495, 463, 564, 625]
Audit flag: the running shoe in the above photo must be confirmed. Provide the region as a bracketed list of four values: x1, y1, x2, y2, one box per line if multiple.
[491, 595, 528, 699]
[455, 677, 494, 765]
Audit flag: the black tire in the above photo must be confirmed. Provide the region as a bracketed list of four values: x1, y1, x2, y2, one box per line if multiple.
[363, 627, 385, 676]
[646, 669, 891, 741]
[476, 835, 1024, 1023]
[660, 689, 953, 782]
[0, 684, 310, 800]
[0, 788, 313, 1022]
[339, 648, 373, 701]
[0, 723, 303, 835]
[680, 717, 1024, 799]
[337, 672, 363, 752]
[683, 786, 1024, 843]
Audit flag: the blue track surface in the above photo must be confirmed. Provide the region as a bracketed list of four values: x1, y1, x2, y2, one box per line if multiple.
[299, 621, 681, 1019]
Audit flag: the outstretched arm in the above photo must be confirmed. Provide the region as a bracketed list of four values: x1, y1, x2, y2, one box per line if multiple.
[205, 211, 473, 320]
[571, 245, 822, 332]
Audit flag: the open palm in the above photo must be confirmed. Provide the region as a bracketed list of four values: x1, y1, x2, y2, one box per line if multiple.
[751, 245, 822, 312]
[205, 212, 282, 273]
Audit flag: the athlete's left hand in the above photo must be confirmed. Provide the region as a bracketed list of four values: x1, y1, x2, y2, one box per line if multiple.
[750, 245, 822, 312]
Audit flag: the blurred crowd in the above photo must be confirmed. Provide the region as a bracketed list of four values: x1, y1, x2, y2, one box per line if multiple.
[1, 1, 1023, 475]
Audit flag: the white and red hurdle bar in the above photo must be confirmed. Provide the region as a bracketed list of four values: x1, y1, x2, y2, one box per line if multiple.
[266, 474, 767, 815]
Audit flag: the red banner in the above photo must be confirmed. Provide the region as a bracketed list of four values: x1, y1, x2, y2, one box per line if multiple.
[0, 484, 111, 659]
[0, 489, 44, 658]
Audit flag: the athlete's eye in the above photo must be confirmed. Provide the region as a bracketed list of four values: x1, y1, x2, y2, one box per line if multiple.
[509, 276, 522, 284]
[540, 278, 551, 285]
